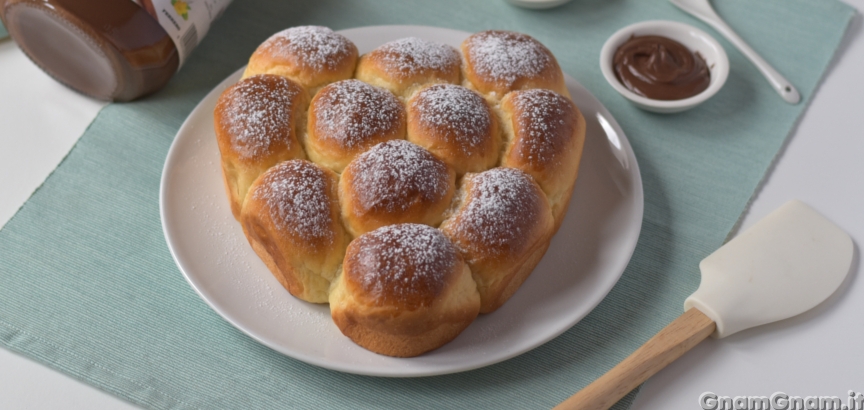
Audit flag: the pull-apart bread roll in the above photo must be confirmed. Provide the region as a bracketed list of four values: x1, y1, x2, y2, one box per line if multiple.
[355, 37, 462, 99]
[499, 89, 586, 229]
[340, 140, 456, 237]
[461, 30, 569, 101]
[407, 84, 500, 175]
[214, 74, 309, 219]
[330, 224, 480, 357]
[306, 79, 407, 172]
[440, 168, 554, 313]
[240, 160, 349, 303]
[243, 26, 358, 93]
[217, 26, 587, 356]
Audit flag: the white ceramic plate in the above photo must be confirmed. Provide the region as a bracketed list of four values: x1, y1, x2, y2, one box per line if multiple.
[160, 25, 643, 377]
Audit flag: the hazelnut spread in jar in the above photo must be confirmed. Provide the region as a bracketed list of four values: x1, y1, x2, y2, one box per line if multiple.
[612, 35, 710, 101]
[0, 0, 231, 101]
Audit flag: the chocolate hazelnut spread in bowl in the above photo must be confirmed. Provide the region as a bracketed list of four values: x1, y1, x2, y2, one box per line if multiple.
[600, 20, 729, 114]
[613, 35, 711, 101]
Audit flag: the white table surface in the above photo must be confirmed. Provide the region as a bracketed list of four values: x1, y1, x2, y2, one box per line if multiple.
[1, 1, 862, 407]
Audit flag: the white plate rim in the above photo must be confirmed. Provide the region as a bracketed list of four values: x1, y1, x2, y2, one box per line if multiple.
[160, 25, 644, 377]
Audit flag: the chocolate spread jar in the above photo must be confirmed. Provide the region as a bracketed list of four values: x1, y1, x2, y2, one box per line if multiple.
[0, 0, 231, 101]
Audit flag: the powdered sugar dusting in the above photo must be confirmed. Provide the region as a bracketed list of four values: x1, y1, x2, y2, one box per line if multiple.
[450, 168, 540, 256]
[253, 161, 334, 246]
[219, 76, 300, 159]
[349, 224, 457, 307]
[373, 37, 460, 77]
[263, 26, 355, 70]
[466, 31, 553, 87]
[348, 140, 451, 213]
[313, 80, 404, 149]
[512, 89, 573, 166]
[411, 84, 492, 156]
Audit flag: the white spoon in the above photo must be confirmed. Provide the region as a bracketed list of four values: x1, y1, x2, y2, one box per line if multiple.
[670, 0, 801, 104]
[505, 0, 573, 9]
[555, 200, 852, 409]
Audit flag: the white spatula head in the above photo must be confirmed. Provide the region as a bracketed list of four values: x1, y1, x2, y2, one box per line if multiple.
[685, 200, 853, 338]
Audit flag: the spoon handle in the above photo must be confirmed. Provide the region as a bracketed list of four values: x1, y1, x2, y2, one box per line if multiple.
[671, 0, 801, 104]
[554, 308, 716, 410]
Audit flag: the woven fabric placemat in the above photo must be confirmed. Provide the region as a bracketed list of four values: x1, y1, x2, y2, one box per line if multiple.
[0, 0, 854, 408]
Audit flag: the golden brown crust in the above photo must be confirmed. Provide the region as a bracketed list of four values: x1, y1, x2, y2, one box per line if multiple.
[240, 160, 349, 303]
[329, 224, 480, 356]
[440, 168, 554, 313]
[214, 74, 309, 219]
[499, 89, 586, 229]
[406, 84, 500, 175]
[243, 26, 358, 93]
[340, 140, 456, 237]
[306, 80, 407, 172]
[355, 37, 462, 98]
[461, 30, 569, 101]
[217, 28, 586, 356]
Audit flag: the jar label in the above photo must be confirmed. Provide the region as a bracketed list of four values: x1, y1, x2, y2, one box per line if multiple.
[130, 0, 232, 67]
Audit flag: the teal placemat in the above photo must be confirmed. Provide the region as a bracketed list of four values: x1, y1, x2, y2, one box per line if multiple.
[0, 0, 854, 408]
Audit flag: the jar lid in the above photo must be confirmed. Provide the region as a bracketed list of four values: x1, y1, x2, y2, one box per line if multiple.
[5, 1, 122, 99]
[2, 0, 179, 101]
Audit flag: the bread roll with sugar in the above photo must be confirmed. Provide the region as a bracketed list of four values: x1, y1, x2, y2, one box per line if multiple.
[440, 168, 554, 313]
[499, 88, 586, 228]
[340, 140, 456, 237]
[216, 27, 589, 356]
[330, 224, 480, 357]
[407, 84, 500, 175]
[243, 26, 358, 93]
[461, 30, 569, 101]
[306, 79, 407, 172]
[355, 37, 462, 98]
[240, 160, 350, 303]
[214, 74, 309, 219]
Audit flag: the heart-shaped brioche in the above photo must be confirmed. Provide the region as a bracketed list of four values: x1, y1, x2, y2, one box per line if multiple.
[214, 27, 586, 356]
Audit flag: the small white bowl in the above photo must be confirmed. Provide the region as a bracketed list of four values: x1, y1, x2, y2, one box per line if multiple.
[600, 20, 729, 114]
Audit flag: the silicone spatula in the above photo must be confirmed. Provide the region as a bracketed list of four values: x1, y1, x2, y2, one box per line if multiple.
[555, 200, 853, 410]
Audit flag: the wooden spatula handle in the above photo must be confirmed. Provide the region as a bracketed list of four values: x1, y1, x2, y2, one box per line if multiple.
[554, 308, 716, 410]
